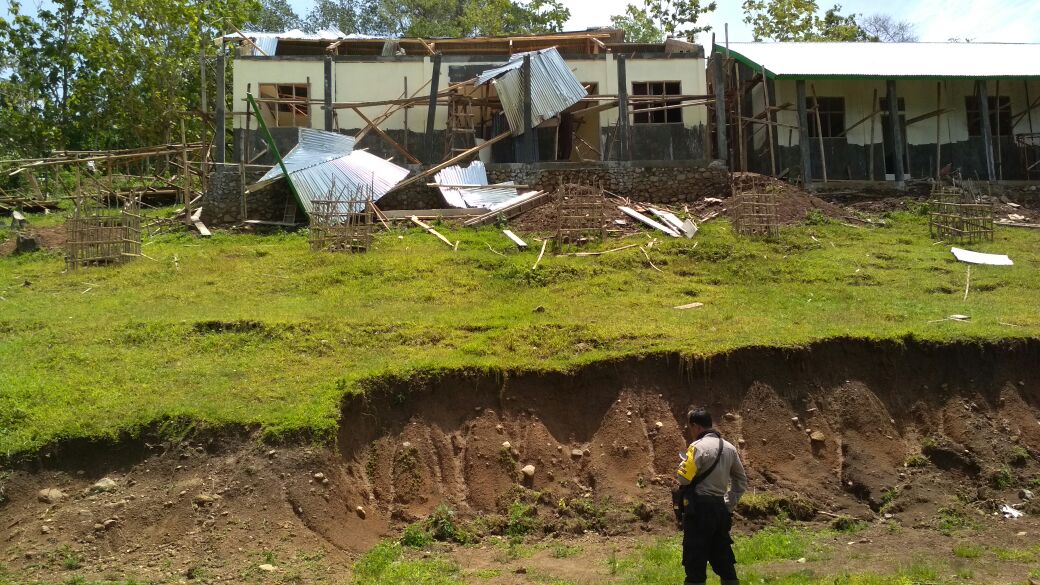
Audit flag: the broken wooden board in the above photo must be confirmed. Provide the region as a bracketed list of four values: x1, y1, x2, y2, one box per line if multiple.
[673, 302, 704, 310]
[618, 206, 680, 237]
[382, 208, 489, 219]
[463, 191, 549, 227]
[649, 208, 697, 238]
[502, 229, 528, 250]
[410, 215, 456, 248]
[193, 221, 212, 237]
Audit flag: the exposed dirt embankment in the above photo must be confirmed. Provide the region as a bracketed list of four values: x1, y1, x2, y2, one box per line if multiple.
[2, 339, 1039, 582]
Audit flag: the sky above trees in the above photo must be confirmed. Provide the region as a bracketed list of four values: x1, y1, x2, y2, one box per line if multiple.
[281, 0, 1040, 44]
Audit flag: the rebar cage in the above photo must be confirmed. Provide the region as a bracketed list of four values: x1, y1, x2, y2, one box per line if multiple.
[309, 183, 376, 253]
[730, 174, 780, 239]
[553, 181, 607, 251]
[65, 192, 142, 270]
[928, 180, 994, 244]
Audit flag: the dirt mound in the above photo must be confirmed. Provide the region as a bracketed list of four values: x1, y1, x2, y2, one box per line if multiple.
[732, 172, 847, 225]
[0, 224, 66, 256]
[3, 339, 1039, 582]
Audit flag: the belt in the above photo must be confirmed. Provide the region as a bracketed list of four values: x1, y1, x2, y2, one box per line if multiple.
[694, 495, 726, 505]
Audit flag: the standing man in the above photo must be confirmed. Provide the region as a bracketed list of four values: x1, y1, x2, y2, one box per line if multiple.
[674, 408, 747, 585]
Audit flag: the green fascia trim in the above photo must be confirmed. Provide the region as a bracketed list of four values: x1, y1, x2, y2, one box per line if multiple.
[245, 92, 308, 216]
[772, 74, 1040, 80]
[712, 45, 777, 79]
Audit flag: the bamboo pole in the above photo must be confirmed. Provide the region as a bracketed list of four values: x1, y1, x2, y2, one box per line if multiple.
[810, 83, 828, 182]
[869, 88, 878, 180]
[761, 67, 776, 176]
[936, 82, 943, 180]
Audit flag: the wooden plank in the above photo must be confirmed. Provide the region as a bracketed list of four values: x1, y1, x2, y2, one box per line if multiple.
[649, 208, 697, 238]
[810, 83, 827, 183]
[502, 229, 528, 249]
[618, 206, 680, 237]
[410, 215, 455, 248]
[390, 130, 512, 193]
[463, 191, 548, 226]
[352, 107, 421, 164]
[193, 221, 212, 237]
[382, 208, 489, 219]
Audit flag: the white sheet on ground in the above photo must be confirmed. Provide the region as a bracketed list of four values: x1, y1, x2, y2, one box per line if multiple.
[950, 247, 1013, 266]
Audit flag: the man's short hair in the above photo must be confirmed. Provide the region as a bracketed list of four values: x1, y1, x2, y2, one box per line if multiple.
[688, 408, 712, 428]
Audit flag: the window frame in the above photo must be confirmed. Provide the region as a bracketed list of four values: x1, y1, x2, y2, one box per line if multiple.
[631, 80, 684, 125]
[257, 82, 311, 128]
[807, 96, 846, 139]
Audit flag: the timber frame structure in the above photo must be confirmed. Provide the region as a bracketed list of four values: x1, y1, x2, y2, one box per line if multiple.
[708, 41, 1040, 188]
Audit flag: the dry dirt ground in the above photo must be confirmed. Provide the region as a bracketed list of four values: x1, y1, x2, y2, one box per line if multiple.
[2, 340, 1039, 583]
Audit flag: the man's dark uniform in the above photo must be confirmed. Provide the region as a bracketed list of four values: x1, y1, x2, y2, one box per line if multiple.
[675, 428, 747, 585]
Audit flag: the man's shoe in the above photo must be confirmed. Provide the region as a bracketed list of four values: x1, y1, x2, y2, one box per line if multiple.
[721, 580, 740, 585]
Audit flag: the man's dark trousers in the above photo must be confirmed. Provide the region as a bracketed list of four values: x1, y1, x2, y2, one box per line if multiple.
[682, 496, 737, 584]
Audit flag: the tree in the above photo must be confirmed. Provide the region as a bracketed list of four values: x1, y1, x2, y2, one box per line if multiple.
[0, 0, 259, 156]
[247, 0, 304, 32]
[306, 0, 392, 36]
[860, 14, 918, 42]
[643, 0, 716, 41]
[742, 0, 867, 41]
[610, 4, 663, 43]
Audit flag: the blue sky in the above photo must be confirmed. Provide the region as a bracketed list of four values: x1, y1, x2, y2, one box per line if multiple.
[10, 0, 1040, 44]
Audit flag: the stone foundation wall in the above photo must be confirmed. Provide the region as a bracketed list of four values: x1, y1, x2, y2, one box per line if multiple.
[377, 159, 731, 210]
[204, 159, 732, 223]
[202, 166, 292, 225]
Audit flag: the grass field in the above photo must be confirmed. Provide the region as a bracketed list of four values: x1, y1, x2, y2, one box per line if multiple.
[1, 208, 1038, 458]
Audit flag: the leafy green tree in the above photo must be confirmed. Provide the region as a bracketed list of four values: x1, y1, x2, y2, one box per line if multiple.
[742, 0, 866, 41]
[610, 4, 664, 43]
[305, 0, 390, 36]
[247, 0, 304, 32]
[643, 0, 716, 41]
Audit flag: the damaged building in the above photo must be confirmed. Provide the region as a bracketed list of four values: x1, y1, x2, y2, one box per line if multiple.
[203, 28, 730, 225]
[710, 42, 1040, 186]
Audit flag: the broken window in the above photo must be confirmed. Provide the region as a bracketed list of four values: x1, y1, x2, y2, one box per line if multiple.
[258, 83, 311, 127]
[631, 81, 683, 124]
[807, 96, 845, 138]
[965, 96, 1012, 137]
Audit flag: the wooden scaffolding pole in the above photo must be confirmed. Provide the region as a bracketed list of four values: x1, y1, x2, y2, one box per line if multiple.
[761, 67, 776, 177]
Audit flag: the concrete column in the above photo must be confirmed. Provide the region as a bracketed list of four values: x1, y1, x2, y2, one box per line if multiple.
[616, 55, 630, 161]
[712, 57, 727, 162]
[424, 53, 442, 163]
[977, 79, 996, 181]
[323, 55, 334, 131]
[886, 79, 905, 188]
[796, 79, 811, 187]
[215, 41, 226, 164]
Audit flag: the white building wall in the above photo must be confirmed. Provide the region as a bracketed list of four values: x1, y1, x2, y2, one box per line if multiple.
[232, 55, 708, 131]
[768, 78, 1040, 147]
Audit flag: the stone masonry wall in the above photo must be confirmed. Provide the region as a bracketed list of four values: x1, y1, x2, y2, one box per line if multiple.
[205, 160, 732, 223]
[378, 159, 731, 210]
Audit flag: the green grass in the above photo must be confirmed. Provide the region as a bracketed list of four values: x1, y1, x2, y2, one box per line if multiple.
[612, 536, 961, 584]
[2, 211, 1040, 456]
[951, 543, 982, 558]
[352, 541, 462, 584]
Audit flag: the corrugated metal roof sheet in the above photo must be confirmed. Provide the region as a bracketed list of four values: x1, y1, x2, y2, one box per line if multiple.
[476, 48, 587, 135]
[222, 28, 381, 53]
[433, 161, 519, 208]
[252, 128, 356, 191]
[719, 42, 1040, 79]
[288, 150, 410, 214]
[245, 128, 407, 215]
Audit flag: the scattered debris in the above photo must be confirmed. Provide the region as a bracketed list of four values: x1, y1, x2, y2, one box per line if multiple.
[618, 206, 680, 237]
[1001, 504, 1024, 519]
[410, 216, 456, 249]
[532, 239, 548, 269]
[673, 302, 704, 310]
[951, 247, 1013, 266]
[502, 229, 528, 250]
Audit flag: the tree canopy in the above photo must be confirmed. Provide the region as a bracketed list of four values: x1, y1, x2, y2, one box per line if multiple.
[642, 0, 715, 42]
[0, 0, 571, 159]
[610, 4, 664, 43]
[742, 0, 870, 41]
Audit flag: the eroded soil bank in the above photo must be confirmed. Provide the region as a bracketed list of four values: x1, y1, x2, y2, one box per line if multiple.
[2, 338, 1039, 582]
